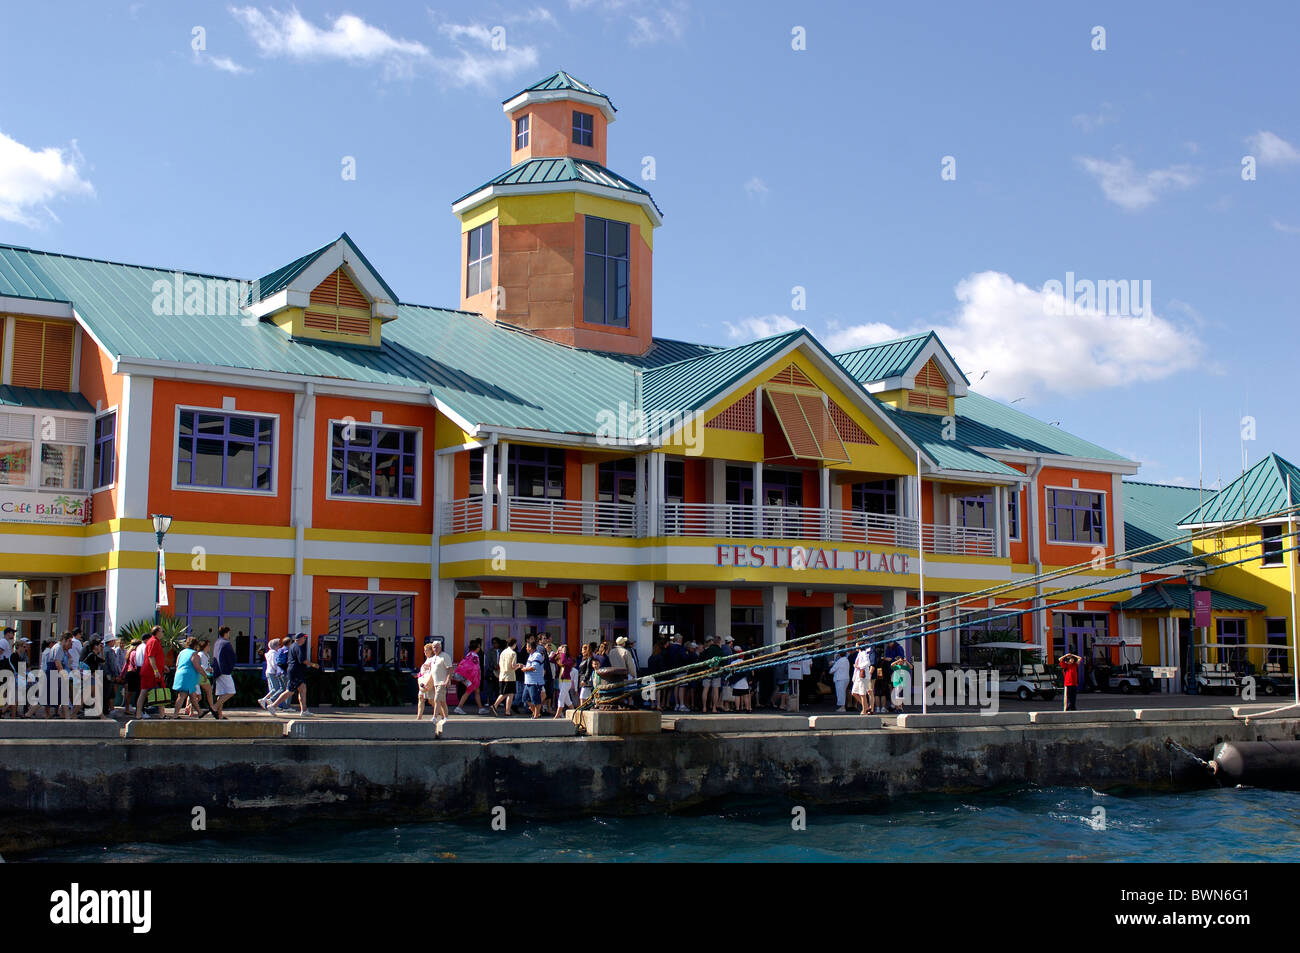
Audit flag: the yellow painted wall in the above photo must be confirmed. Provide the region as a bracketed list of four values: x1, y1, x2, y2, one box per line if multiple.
[458, 194, 656, 250]
[1192, 524, 1297, 668]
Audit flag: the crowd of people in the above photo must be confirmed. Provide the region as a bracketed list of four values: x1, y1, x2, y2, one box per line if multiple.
[0, 620, 923, 723]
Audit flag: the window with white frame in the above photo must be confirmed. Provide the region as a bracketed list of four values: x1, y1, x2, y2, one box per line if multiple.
[1047, 488, 1105, 544]
[39, 416, 90, 491]
[176, 409, 275, 492]
[329, 422, 418, 500]
[0, 413, 35, 486]
[1261, 524, 1284, 567]
[93, 411, 116, 489]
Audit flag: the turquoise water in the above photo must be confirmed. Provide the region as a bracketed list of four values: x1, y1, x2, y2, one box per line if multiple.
[27, 786, 1300, 863]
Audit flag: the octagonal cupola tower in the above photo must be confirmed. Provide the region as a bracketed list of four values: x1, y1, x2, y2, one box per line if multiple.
[451, 71, 661, 356]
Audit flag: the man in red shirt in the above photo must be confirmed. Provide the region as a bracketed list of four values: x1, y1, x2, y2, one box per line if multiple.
[1059, 652, 1082, 711]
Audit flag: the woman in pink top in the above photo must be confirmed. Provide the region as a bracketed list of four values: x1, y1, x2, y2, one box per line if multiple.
[452, 638, 488, 715]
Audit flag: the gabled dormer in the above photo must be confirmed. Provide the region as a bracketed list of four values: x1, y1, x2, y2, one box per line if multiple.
[245, 233, 399, 348]
[836, 331, 968, 416]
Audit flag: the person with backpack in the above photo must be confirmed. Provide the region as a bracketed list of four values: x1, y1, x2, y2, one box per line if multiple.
[264, 632, 317, 717]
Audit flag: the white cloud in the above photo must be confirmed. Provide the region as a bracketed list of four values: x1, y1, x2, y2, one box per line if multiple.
[567, 0, 687, 44]
[725, 314, 802, 341]
[194, 51, 250, 74]
[743, 176, 768, 200]
[230, 7, 431, 76]
[0, 130, 94, 227]
[1273, 219, 1300, 234]
[1246, 130, 1300, 166]
[824, 271, 1204, 401]
[1072, 103, 1114, 133]
[430, 21, 540, 88]
[1076, 156, 1198, 210]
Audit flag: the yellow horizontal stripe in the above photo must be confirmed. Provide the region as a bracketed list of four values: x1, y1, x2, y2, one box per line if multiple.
[306, 527, 431, 546]
[303, 559, 431, 580]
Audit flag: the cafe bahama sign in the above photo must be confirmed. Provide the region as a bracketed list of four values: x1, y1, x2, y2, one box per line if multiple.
[0, 491, 91, 526]
[715, 543, 910, 574]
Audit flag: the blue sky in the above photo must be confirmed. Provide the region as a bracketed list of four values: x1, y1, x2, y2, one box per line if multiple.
[1, 0, 1297, 487]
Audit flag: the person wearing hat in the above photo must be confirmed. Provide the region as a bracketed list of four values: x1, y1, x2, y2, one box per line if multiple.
[264, 632, 318, 717]
[609, 636, 638, 709]
[0, 626, 14, 718]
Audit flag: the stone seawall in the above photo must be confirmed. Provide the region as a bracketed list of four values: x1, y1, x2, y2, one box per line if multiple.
[2, 715, 1296, 855]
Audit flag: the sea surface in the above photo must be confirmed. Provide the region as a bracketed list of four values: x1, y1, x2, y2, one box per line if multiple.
[24, 786, 1300, 863]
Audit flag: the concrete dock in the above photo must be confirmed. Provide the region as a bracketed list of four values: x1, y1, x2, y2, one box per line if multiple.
[1, 697, 1296, 856]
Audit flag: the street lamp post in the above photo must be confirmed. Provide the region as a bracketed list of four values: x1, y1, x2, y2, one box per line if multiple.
[151, 514, 173, 624]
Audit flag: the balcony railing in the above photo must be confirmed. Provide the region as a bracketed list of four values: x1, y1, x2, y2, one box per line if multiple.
[440, 497, 996, 556]
[505, 496, 641, 536]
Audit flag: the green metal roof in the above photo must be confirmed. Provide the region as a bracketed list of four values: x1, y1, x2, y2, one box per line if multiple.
[507, 70, 614, 108]
[834, 331, 970, 387]
[1178, 453, 1300, 526]
[878, 404, 1022, 478]
[454, 157, 660, 216]
[251, 233, 399, 306]
[594, 337, 720, 368]
[0, 385, 95, 414]
[951, 392, 1134, 463]
[1117, 583, 1266, 613]
[1121, 480, 1206, 566]
[640, 329, 805, 423]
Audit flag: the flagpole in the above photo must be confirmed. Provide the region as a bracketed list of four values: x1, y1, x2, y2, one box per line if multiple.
[1289, 475, 1298, 709]
[917, 450, 927, 714]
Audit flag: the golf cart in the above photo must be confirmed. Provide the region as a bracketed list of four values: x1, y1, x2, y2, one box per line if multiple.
[1093, 641, 1156, 694]
[971, 642, 1058, 701]
[1191, 642, 1293, 697]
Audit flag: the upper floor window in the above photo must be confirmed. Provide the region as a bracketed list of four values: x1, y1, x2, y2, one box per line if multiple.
[466, 223, 493, 297]
[93, 411, 116, 489]
[508, 445, 565, 499]
[176, 410, 274, 492]
[38, 416, 90, 491]
[330, 423, 418, 501]
[1261, 524, 1284, 566]
[583, 216, 629, 328]
[1046, 488, 1104, 544]
[852, 479, 897, 516]
[0, 413, 34, 487]
[572, 110, 593, 146]
[598, 458, 637, 504]
[515, 113, 530, 150]
[956, 493, 992, 529]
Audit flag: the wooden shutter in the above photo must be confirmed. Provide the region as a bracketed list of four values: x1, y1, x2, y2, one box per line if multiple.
[304, 268, 371, 336]
[9, 319, 75, 390]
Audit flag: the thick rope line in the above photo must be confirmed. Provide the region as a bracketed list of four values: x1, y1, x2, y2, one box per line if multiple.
[578, 510, 1300, 709]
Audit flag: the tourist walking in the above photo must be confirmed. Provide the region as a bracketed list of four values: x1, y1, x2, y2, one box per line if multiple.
[552, 642, 575, 718]
[135, 626, 167, 719]
[171, 638, 206, 718]
[415, 641, 453, 721]
[578, 642, 596, 705]
[852, 646, 871, 714]
[104, 635, 126, 713]
[890, 657, 913, 713]
[831, 652, 851, 712]
[212, 626, 237, 717]
[700, 637, 723, 713]
[519, 637, 546, 718]
[1059, 652, 1082, 711]
[491, 637, 519, 716]
[45, 632, 73, 718]
[259, 638, 284, 709]
[453, 639, 488, 714]
[264, 633, 316, 717]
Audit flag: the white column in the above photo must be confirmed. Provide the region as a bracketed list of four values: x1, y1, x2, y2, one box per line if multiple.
[481, 443, 495, 531]
[496, 440, 509, 531]
[753, 460, 764, 537]
[832, 591, 848, 645]
[763, 585, 787, 646]
[649, 452, 665, 537]
[712, 587, 731, 640]
[820, 465, 832, 539]
[581, 584, 600, 644]
[117, 374, 153, 520]
[1111, 472, 1126, 556]
[290, 385, 315, 636]
[628, 579, 655, 661]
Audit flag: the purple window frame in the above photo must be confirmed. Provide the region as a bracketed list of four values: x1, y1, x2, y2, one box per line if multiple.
[176, 410, 274, 491]
[598, 458, 637, 503]
[173, 587, 269, 666]
[330, 423, 418, 500]
[957, 494, 992, 529]
[852, 479, 897, 516]
[572, 110, 593, 146]
[92, 411, 115, 489]
[1046, 488, 1105, 543]
[507, 445, 565, 499]
[329, 592, 414, 670]
[1008, 491, 1020, 539]
[74, 588, 105, 637]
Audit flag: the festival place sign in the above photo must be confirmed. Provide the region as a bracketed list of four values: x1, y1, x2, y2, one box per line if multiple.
[715, 543, 911, 574]
[0, 490, 91, 526]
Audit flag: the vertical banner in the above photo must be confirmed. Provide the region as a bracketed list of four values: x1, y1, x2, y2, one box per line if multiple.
[156, 547, 169, 607]
[1192, 589, 1211, 629]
